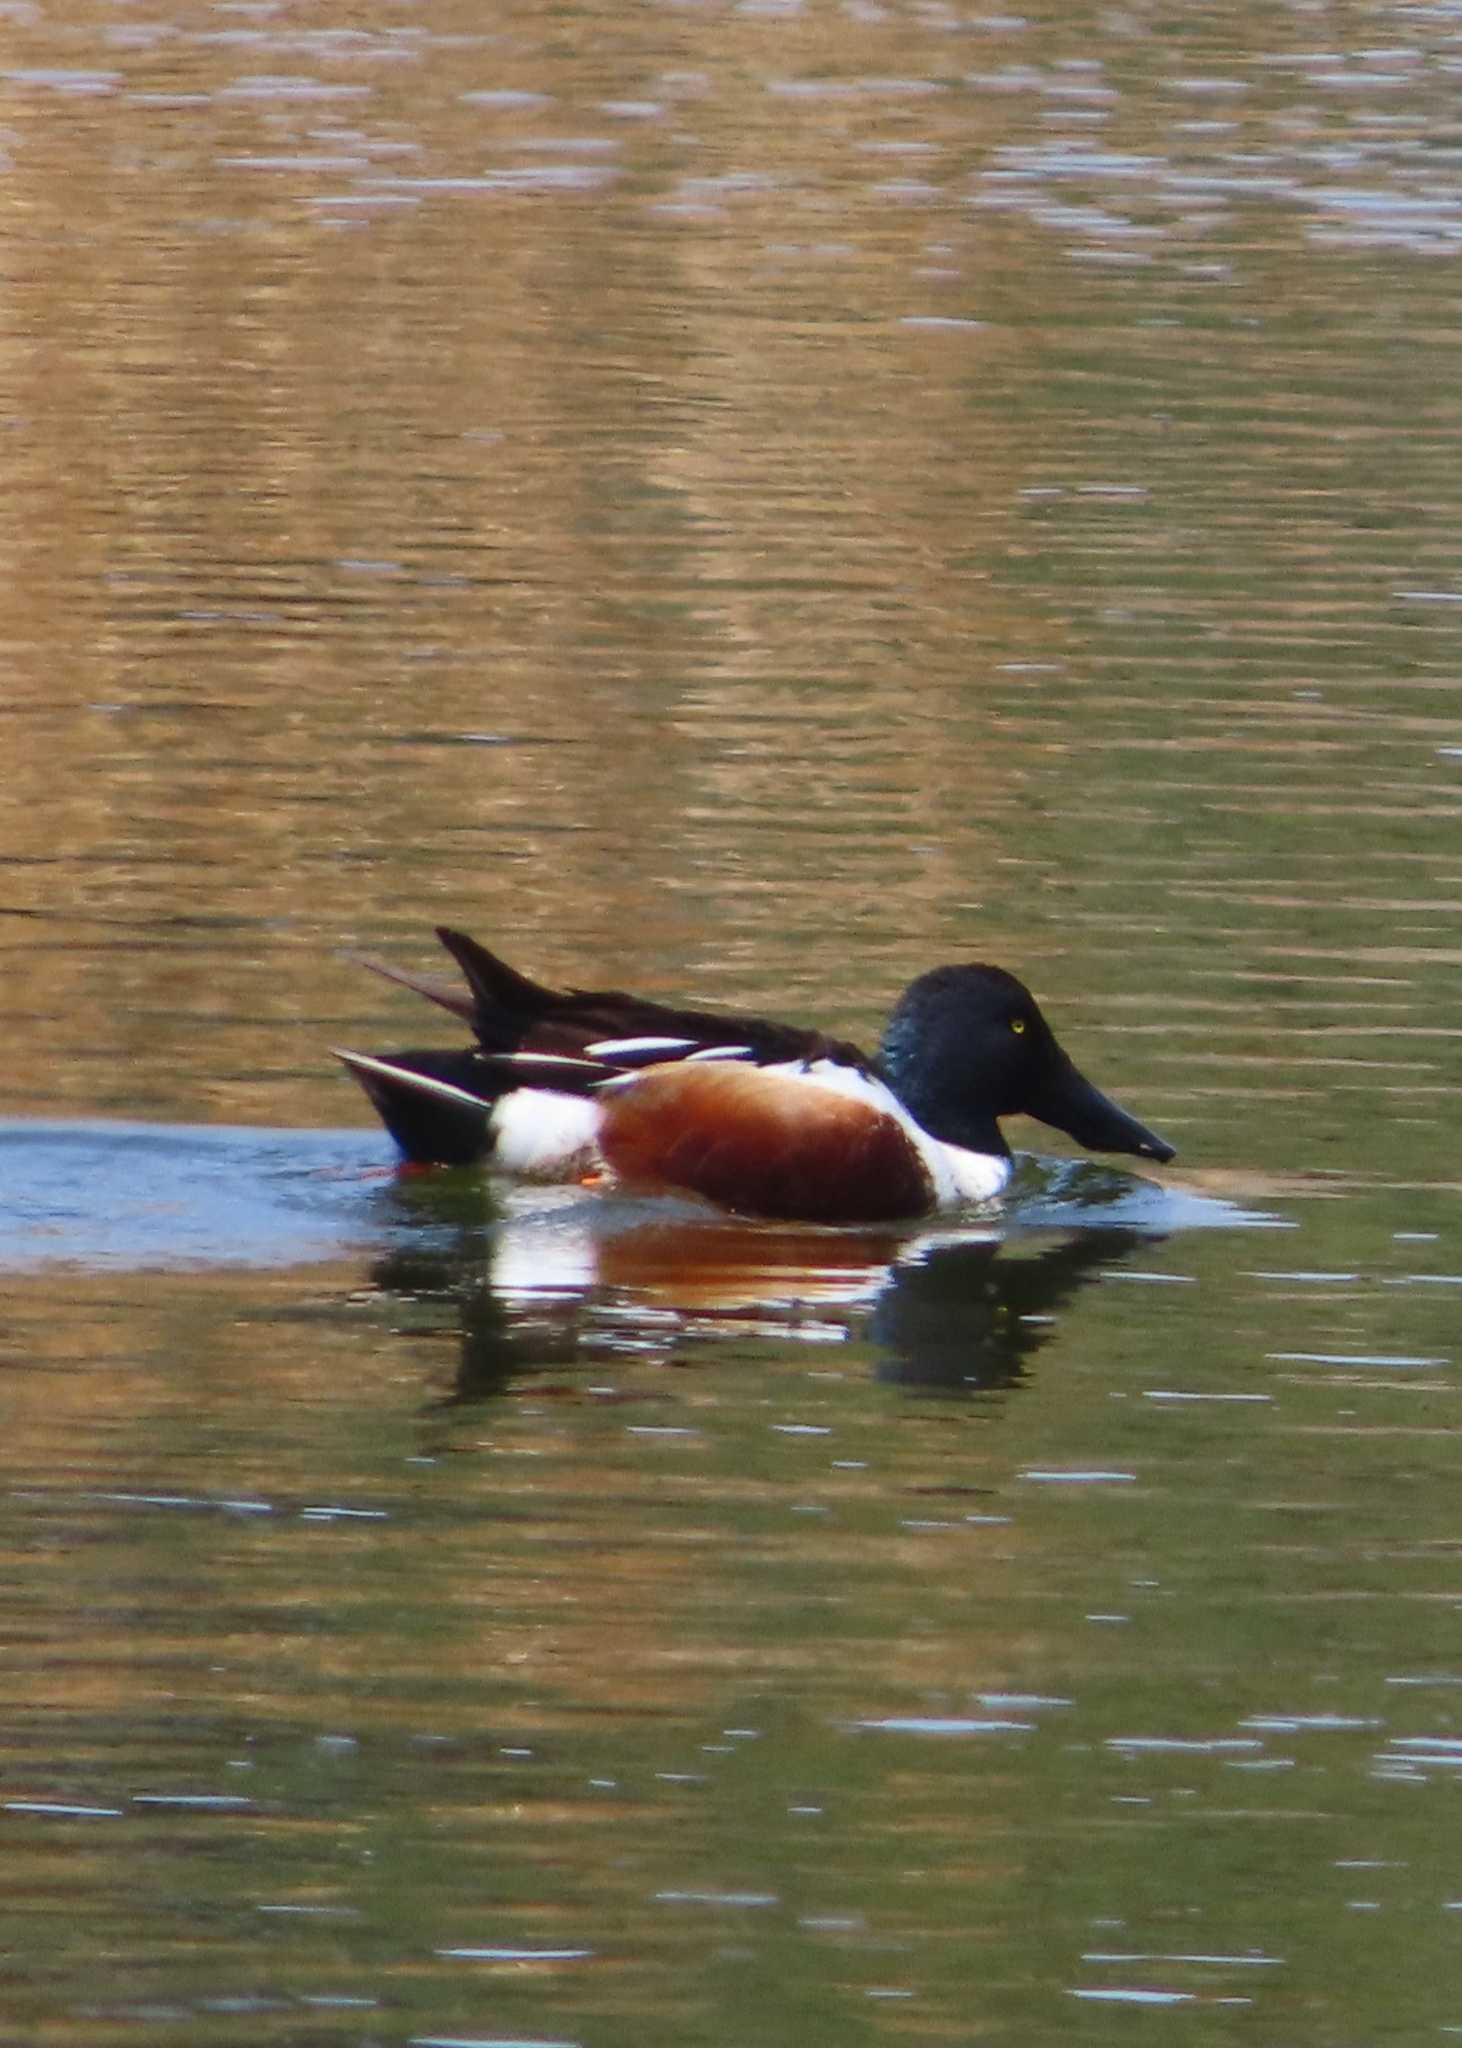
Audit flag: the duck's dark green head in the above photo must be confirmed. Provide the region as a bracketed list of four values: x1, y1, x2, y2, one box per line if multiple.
[878, 963, 1176, 1166]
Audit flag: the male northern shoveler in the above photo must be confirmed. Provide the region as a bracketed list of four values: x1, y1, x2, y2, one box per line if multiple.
[335, 927, 1175, 1225]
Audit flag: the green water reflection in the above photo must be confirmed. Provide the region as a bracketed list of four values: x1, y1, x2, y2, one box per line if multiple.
[1, 0, 1459, 2036]
[2, 1166, 1458, 2042]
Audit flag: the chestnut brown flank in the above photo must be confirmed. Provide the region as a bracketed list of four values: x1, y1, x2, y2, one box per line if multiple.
[598, 1065, 936, 1224]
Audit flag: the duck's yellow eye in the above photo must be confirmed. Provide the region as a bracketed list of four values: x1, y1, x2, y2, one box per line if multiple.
[1011, 1017, 1027, 1035]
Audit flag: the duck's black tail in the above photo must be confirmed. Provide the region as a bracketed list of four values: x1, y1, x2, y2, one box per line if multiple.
[335, 1038, 616, 1167]
[333, 1048, 496, 1165]
[434, 926, 565, 1038]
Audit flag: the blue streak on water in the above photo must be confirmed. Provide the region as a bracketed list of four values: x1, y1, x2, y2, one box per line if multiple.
[0, 1121, 1275, 1273]
[0, 1119, 393, 1270]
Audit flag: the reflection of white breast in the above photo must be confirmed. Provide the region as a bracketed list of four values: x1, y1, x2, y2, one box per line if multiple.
[487, 1195, 605, 1299]
[485, 1191, 899, 1316]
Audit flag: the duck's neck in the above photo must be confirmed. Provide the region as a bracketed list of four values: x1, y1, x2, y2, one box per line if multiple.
[878, 1059, 1010, 1161]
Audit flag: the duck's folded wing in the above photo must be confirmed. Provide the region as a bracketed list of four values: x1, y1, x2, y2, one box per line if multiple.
[435, 927, 873, 1068]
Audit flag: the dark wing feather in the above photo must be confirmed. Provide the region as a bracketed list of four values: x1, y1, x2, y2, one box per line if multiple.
[435, 926, 569, 1026]
[435, 927, 870, 1068]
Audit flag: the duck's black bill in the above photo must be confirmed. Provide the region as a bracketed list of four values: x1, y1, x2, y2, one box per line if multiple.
[1027, 1058, 1175, 1165]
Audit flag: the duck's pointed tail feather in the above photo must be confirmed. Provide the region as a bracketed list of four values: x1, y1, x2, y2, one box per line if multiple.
[345, 930, 566, 1039]
[343, 953, 478, 1024]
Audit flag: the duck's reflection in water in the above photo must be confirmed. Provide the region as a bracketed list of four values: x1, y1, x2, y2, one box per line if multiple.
[868, 1227, 1145, 1395]
[367, 1173, 1165, 1405]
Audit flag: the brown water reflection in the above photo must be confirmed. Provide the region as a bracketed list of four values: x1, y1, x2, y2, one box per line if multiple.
[3, 1181, 1460, 2042]
[3, 1, 1454, 1142]
[2, 0, 1461, 2038]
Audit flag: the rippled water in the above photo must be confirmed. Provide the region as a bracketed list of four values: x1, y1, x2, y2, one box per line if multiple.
[2, 0, 1460, 2040]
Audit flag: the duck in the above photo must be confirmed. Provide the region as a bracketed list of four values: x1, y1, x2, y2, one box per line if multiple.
[334, 926, 1175, 1225]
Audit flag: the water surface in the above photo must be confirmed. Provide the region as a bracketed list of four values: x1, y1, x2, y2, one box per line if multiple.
[1, 0, 1459, 2039]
